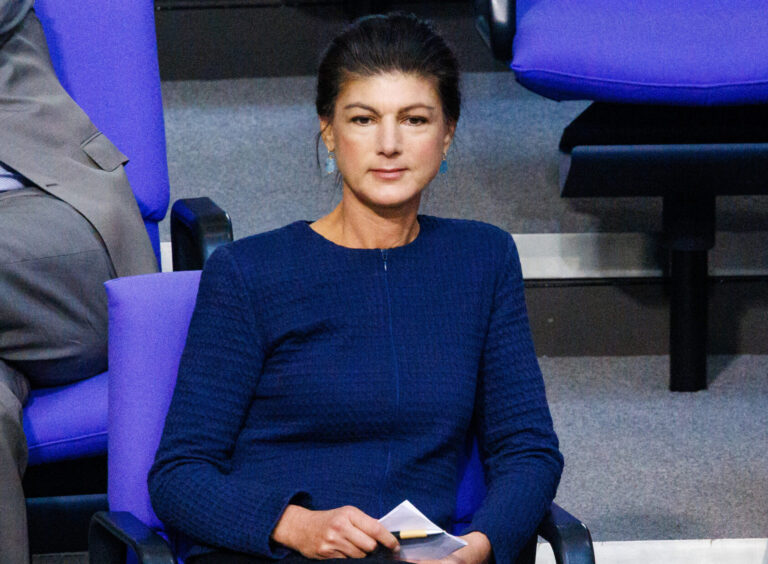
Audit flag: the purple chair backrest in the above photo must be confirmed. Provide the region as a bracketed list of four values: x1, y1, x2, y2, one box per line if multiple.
[106, 271, 202, 528]
[34, 0, 170, 257]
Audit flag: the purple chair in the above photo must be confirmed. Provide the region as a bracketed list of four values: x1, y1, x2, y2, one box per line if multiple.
[476, 0, 768, 391]
[19, 2, 232, 554]
[88, 271, 593, 563]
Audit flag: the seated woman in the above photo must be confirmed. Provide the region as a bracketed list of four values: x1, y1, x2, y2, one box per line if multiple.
[148, 12, 563, 564]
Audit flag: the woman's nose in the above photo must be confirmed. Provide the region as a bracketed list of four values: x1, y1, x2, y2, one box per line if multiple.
[377, 118, 401, 156]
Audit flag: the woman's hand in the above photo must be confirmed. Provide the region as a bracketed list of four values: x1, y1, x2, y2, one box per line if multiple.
[414, 532, 491, 564]
[271, 504, 400, 559]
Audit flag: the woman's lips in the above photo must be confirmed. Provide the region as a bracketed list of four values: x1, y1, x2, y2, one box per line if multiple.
[371, 168, 407, 180]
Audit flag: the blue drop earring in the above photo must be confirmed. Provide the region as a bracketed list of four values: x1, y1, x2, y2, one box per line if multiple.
[439, 152, 448, 174]
[325, 151, 337, 175]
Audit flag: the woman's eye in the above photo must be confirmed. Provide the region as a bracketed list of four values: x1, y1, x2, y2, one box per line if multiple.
[405, 116, 428, 125]
[351, 116, 373, 125]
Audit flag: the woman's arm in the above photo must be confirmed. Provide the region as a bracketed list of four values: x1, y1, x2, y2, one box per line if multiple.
[464, 235, 564, 564]
[148, 247, 309, 557]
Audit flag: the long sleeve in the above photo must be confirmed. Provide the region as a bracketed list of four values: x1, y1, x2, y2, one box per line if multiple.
[148, 247, 310, 557]
[467, 235, 564, 563]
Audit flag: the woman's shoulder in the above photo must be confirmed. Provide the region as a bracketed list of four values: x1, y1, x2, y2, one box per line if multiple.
[220, 221, 308, 257]
[420, 215, 514, 256]
[204, 221, 311, 277]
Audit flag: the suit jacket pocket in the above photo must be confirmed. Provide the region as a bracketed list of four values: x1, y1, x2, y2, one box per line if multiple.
[81, 132, 129, 171]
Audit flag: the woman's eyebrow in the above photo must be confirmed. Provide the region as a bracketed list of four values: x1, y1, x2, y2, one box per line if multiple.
[343, 103, 380, 114]
[399, 104, 436, 113]
[342, 103, 436, 114]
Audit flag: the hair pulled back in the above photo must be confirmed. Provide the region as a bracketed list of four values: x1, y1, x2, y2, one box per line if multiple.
[316, 12, 461, 124]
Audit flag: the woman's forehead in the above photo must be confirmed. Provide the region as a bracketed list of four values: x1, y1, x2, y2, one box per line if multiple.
[336, 71, 441, 111]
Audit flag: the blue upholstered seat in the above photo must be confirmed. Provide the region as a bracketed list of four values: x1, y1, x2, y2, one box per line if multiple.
[511, 0, 768, 106]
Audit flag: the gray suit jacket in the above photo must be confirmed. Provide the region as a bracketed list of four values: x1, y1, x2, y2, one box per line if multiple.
[0, 0, 31, 35]
[0, 6, 158, 277]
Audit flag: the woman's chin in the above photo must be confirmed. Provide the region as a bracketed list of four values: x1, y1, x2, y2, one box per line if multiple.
[365, 193, 423, 212]
[345, 183, 424, 212]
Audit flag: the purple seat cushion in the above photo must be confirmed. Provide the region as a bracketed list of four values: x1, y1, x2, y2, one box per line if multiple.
[452, 436, 487, 534]
[23, 372, 108, 466]
[106, 271, 201, 528]
[512, 0, 768, 105]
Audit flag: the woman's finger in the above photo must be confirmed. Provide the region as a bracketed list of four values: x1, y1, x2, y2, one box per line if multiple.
[350, 512, 399, 551]
[334, 538, 369, 559]
[344, 523, 380, 554]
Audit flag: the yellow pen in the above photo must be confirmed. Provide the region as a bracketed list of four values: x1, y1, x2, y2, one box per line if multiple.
[392, 530, 442, 540]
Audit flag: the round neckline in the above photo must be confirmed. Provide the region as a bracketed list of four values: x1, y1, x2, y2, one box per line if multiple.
[297, 216, 431, 253]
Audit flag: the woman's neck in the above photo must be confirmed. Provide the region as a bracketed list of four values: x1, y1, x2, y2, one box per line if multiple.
[311, 199, 421, 250]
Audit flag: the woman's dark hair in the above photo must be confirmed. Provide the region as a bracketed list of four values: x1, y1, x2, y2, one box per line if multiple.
[316, 12, 461, 124]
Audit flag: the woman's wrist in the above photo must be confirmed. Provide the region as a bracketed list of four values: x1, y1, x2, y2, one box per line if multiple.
[460, 531, 492, 564]
[271, 504, 310, 550]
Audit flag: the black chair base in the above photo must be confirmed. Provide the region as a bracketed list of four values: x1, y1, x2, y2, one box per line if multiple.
[24, 455, 108, 554]
[560, 103, 768, 391]
[27, 493, 107, 555]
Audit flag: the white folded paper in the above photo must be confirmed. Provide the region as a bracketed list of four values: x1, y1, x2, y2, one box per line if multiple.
[379, 500, 467, 561]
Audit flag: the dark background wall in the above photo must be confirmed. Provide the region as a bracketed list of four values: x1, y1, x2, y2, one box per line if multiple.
[154, 0, 505, 80]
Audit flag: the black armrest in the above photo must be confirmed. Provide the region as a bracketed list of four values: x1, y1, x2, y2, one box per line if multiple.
[89, 511, 176, 564]
[536, 503, 595, 564]
[473, 0, 516, 63]
[171, 197, 233, 271]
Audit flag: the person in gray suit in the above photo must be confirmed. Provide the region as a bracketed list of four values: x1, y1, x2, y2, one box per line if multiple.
[0, 2, 158, 561]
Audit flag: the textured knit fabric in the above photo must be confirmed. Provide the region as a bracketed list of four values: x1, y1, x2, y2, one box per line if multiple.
[148, 216, 563, 563]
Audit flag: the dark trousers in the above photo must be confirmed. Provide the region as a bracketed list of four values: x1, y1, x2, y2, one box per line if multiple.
[189, 546, 406, 564]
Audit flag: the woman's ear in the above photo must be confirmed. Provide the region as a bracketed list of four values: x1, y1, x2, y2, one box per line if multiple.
[442, 121, 456, 154]
[319, 117, 335, 152]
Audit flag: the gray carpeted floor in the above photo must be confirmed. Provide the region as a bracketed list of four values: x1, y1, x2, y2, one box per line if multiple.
[160, 73, 768, 242]
[543, 354, 768, 542]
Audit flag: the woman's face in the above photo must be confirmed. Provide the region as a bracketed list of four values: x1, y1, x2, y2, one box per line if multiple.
[320, 72, 455, 213]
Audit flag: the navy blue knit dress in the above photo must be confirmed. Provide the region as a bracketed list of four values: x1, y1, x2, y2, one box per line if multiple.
[148, 216, 563, 563]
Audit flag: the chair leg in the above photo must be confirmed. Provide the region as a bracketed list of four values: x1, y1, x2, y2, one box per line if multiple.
[669, 249, 709, 391]
[662, 193, 714, 392]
